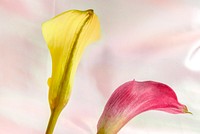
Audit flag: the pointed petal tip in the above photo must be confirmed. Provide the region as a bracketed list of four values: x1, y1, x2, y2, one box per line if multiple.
[183, 106, 192, 114]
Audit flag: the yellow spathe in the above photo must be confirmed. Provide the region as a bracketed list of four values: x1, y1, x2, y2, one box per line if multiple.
[42, 9, 100, 134]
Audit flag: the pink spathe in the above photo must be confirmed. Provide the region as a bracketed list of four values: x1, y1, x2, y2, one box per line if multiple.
[97, 80, 188, 134]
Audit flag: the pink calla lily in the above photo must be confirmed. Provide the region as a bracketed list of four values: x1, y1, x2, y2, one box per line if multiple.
[97, 80, 190, 134]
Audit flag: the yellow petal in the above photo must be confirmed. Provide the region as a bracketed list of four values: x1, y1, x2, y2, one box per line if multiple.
[42, 9, 100, 134]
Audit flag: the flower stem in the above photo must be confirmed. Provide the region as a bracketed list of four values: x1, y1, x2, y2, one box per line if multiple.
[46, 109, 60, 134]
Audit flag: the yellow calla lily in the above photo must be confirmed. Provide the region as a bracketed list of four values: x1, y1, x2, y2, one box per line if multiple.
[42, 9, 101, 134]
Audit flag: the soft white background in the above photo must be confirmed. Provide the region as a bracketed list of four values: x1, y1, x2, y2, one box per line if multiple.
[0, 0, 200, 133]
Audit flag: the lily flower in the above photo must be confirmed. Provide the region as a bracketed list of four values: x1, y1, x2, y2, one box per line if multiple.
[97, 80, 190, 134]
[42, 9, 100, 134]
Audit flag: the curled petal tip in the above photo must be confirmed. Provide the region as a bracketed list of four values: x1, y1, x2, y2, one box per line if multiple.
[183, 106, 192, 114]
[86, 9, 94, 14]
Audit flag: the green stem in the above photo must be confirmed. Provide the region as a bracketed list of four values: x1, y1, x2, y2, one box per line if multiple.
[46, 109, 60, 134]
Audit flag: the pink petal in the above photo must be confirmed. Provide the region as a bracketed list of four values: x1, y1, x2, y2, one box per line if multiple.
[97, 80, 190, 134]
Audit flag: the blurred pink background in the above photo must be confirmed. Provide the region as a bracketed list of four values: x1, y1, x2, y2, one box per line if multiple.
[0, 0, 200, 134]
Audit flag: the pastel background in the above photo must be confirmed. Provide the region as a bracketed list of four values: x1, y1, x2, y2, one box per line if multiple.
[0, 0, 200, 134]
